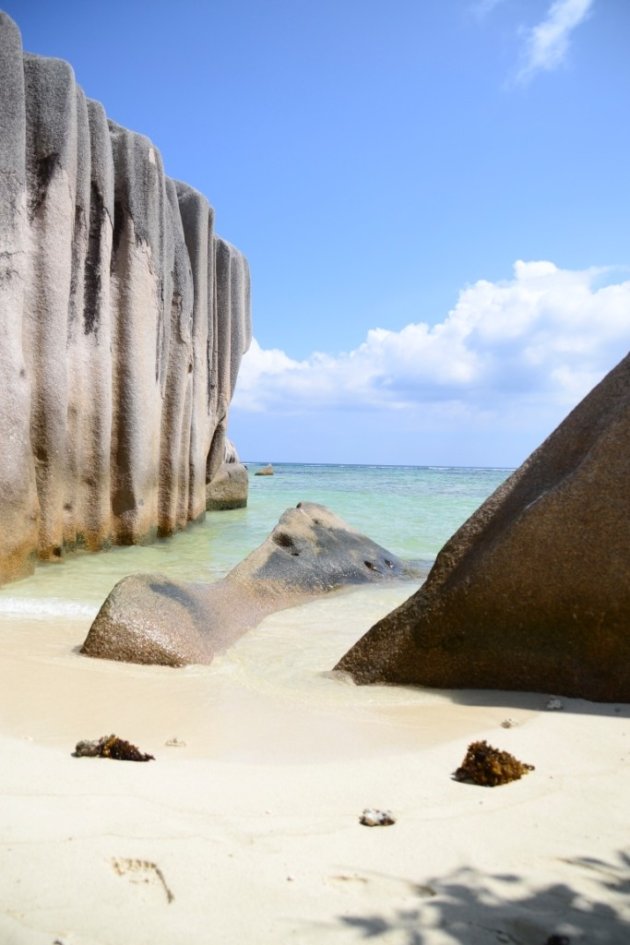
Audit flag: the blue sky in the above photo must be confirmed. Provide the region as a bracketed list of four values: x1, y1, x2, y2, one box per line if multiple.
[7, 0, 630, 466]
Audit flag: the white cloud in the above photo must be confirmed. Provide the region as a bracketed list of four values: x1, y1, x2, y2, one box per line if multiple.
[233, 261, 630, 426]
[516, 0, 594, 84]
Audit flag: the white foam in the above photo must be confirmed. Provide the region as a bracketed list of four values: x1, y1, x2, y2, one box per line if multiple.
[0, 597, 98, 619]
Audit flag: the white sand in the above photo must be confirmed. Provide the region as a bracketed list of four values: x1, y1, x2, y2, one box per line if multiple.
[1, 588, 629, 944]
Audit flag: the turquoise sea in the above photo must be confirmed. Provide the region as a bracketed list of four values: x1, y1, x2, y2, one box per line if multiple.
[0, 463, 511, 618]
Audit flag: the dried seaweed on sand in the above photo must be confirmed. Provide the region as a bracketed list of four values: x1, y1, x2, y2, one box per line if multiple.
[454, 740, 534, 786]
[73, 735, 154, 762]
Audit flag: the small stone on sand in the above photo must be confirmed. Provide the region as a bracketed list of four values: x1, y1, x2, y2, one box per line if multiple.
[359, 808, 396, 826]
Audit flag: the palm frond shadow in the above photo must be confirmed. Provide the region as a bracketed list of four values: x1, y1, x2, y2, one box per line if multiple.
[328, 852, 630, 945]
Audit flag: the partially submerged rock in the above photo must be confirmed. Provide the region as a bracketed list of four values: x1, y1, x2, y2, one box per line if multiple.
[80, 574, 218, 666]
[206, 438, 248, 510]
[336, 353, 630, 702]
[255, 464, 274, 476]
[73, 735, 154, 761]
[81, 502, 407, 667]
[206, 461, 248, 510]
[453, 741, 534, 787]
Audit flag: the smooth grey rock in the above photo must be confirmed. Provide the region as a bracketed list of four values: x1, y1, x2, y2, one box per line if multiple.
[206, 438, 248, 510]
[0, 15, 251, 582]
[81, 503, 407, 666]
[336, 352, 630, 703]
[206, 462, 248, 511]
[223, 437, 241, 465]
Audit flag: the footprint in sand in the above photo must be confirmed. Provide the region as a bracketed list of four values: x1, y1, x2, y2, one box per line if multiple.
[327, 871, 436, 899]
[111, 857, 174, 903]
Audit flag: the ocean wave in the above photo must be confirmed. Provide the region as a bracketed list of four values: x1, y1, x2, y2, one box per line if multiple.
[0, 597, 98, 619]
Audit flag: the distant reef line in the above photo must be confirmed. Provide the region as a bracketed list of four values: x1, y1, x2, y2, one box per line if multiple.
[0, 13, 251, 584]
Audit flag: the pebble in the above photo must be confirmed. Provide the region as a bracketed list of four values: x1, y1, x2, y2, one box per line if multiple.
[359, 808, 396, 827]
[546, 698, 564, 710]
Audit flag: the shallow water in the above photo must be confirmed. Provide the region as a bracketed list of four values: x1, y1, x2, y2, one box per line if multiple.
[0, 585, 526, 764]
[0, 464, 510, 616]
[0, 465, 517, 762]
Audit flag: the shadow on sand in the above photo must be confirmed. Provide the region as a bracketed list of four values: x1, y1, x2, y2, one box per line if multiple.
[377, 684, 630, 722]
[319, 852, 630, 944]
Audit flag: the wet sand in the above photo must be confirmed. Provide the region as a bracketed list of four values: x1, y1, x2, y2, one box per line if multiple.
[1, 586, 629, 943]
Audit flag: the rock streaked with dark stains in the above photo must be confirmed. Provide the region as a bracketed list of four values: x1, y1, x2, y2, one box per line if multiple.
[81, 503, 408, 666]
[235, 502, 406, 592]
[0, 13, 251, 583]
[335, 352, 630, 703]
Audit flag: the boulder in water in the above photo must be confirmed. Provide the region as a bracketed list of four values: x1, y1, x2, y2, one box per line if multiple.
[81, 502, 407, 667]
[206, 462, 248, 510]
[336, 352, 630, 702]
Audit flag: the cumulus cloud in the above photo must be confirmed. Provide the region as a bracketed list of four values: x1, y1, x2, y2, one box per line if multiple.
[516, 0, 594, 84]
[233, 261, 630, 425]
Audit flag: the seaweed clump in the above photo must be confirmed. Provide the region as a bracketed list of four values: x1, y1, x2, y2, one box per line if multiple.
[453, 740, 534, 786]
[73, 734, 154, 762]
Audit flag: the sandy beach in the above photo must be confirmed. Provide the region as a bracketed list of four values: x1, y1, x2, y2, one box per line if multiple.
[1, 587, 629, 945]
[1, 2, 628, 942]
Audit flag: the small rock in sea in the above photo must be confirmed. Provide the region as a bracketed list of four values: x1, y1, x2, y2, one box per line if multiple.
[453, 740, 534, 787]
[254, 463, 274, 476]
[165, 737, 186, 747]
[359, 808, 396, 827]
[546, 697, 564, 710]
[72, 735, 154, 762]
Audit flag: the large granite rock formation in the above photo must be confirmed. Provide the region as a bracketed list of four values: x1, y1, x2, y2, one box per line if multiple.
[81, 502, 407, 666]
[0, 14, 251, 584]
[336, 352, 630, 703]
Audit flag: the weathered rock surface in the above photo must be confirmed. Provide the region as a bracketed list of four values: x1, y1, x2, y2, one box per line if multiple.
[81, 502, 407, 666]
[206, 463, 248, 510]
[206, 439, 248, 510]
[336, 352, 630, 702]
[0, 14, 251, 584]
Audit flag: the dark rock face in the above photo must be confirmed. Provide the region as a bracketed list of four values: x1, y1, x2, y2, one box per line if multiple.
[0, 14, 251, 583]
[336, 352, 630, 703]
[81, 503, 407, 666]
[231, 503, 405, 593]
